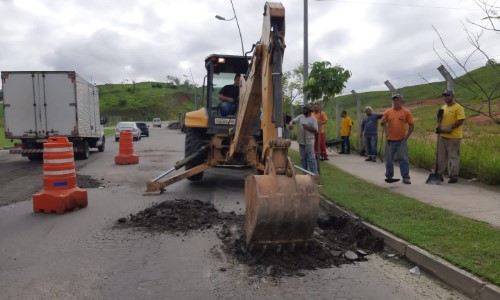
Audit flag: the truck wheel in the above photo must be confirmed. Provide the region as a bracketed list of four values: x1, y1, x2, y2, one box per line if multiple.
[185, 127, 206, 181]
[98, 136, 105, 152]
[82, 141, 90, 159]
[27, 153, 43, 161]
[76, 141, 90, 160]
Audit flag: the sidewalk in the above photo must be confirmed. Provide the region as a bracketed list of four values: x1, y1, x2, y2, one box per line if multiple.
[292, 142, 500, 228]
[325, 151, 500, 228]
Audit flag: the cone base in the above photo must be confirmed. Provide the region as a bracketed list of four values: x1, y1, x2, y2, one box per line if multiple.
[115, 154, 139, 165]
[33, 187, 88, 214]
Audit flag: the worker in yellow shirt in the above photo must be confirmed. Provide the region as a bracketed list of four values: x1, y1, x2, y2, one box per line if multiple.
[340, 111, 352, 154]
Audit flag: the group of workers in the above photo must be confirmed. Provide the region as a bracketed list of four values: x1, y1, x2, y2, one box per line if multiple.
[219, 74, 465, 184]
[288, 90, 465, 185]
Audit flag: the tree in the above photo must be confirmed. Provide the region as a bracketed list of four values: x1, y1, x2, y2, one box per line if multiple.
[303, 61, 351, 104]
[282, 64, 304, 116]
[433, 0, 500, 124]
[166, 75, 180, 87]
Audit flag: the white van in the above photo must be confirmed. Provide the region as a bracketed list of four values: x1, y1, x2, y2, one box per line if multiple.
[152, 118, 162, 128]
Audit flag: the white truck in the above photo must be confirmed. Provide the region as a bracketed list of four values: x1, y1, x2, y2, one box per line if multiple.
[1, 71, 107, 160]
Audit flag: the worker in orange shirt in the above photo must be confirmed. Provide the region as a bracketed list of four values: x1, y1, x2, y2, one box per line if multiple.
[312, 103, 329, 160]
[381, 94, 414, 184]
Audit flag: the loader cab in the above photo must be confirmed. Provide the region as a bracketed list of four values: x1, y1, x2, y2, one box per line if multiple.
[204, 54, 249, 134]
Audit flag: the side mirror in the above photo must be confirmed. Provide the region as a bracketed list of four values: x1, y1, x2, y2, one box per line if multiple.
[100, 115, 109, 125]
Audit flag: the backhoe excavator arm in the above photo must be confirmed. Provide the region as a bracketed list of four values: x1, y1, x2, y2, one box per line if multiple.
[228, 2, 319, 248]
[229, 2, 285, 161]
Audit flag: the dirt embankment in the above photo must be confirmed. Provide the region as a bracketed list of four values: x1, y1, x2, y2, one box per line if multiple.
[115, 198, 383, 278]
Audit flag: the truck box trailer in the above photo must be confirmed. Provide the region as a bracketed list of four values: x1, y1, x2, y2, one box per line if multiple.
[1, 71, 106, 160]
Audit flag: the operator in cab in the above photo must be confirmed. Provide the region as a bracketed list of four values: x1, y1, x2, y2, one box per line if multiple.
[218, 74, 241, 116]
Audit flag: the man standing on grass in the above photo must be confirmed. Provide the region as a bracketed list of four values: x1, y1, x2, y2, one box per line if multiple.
[381, 94, 414, 184]
[339, 111, 352, 154]
[436, 89, 465, 183]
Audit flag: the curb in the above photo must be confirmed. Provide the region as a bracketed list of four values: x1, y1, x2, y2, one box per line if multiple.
[319, 197, 500, 300]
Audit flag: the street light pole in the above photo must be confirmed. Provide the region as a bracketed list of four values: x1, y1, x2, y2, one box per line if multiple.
[215, 0, 244, 56]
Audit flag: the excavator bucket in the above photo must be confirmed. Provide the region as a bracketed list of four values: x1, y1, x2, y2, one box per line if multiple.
[245, 173, 319, 248]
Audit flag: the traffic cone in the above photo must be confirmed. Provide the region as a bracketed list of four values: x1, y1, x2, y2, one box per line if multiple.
[115, 130, 139, 165]
[33, 137, 88, 214]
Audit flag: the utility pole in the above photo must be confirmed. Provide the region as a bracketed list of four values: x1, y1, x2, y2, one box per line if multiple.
[437, 65, 455, 91]
[303, 0, 308, 105]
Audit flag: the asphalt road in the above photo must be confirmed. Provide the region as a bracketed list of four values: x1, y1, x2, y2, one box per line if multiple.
[0, 127, 469, 299]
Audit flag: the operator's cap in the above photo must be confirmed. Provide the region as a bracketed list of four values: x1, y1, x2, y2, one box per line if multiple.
[303, 103, 313, 111]
[391, 93, 403, 99]
[442, 89, 454, 96]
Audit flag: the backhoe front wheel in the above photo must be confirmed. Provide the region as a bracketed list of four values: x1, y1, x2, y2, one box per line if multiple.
[185, 127, 207, 181]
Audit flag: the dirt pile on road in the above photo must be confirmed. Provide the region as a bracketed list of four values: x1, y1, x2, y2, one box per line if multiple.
[216, 214, 383, 277]
[76, 174, 106, 188]
[114, 198, 238, 233]
[116, 198, 384, 277]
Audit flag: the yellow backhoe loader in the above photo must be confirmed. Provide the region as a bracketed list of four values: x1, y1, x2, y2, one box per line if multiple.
[145, 2, 319, 249]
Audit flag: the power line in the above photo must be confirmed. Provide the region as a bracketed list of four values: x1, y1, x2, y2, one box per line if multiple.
[316, 0, 482, 11]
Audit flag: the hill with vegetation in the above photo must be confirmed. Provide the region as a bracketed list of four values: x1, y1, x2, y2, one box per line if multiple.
[98, 81, 200, 123]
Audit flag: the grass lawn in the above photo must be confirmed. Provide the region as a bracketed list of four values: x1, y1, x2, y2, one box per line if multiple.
[289, 150, 500, 286]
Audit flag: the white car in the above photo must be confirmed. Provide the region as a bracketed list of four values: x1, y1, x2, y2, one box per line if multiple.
[115, 122, 141, 141]
[152, 118, 162, 127]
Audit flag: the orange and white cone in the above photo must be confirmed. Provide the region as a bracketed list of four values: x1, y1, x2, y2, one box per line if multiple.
[33, 137, 88, 214]
[115, 130, 139, 165]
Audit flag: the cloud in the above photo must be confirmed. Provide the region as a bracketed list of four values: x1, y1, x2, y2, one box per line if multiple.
[0, 0, 498, 95]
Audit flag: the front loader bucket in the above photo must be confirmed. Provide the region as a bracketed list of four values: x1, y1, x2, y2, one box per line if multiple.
[245, 174, 319, 248]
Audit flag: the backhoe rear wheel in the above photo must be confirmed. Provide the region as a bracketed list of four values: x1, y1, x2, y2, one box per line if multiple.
[185, 127, 207, 181]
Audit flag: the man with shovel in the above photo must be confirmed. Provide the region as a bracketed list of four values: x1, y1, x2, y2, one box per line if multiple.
[435, 89, 465, 183]
[381, 94, 414, 184]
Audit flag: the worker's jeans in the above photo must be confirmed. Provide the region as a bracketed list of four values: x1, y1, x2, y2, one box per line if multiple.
[299, 143, 317, 174]
[437, 136, 461, 179]
[385, 139, 410, 179]
[220, 102, 236, 116]
[341, 136, 350, 153]
[364, 134, 378, 157]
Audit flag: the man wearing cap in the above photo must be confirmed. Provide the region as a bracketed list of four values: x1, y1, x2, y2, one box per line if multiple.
[436, 89, 465, 183]
[361, 106, 383, 162]
[381, 94, 414, 184]
[289, 104, 319, 174]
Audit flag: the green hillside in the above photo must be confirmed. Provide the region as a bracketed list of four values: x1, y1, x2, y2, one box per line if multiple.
[327, 65, 499, 124]
[98, 81, 200, 122]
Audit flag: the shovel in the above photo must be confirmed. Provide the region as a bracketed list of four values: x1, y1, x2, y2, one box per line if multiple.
[426, 109, 444, 184]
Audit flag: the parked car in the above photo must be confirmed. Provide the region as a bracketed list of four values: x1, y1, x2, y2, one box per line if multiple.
[136, 122, 149, 137]
[152, 118, 162, 127]
[115, 122, 141, 141]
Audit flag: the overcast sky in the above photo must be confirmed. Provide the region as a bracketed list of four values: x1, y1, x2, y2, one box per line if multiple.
[1, 0, 498, 95]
